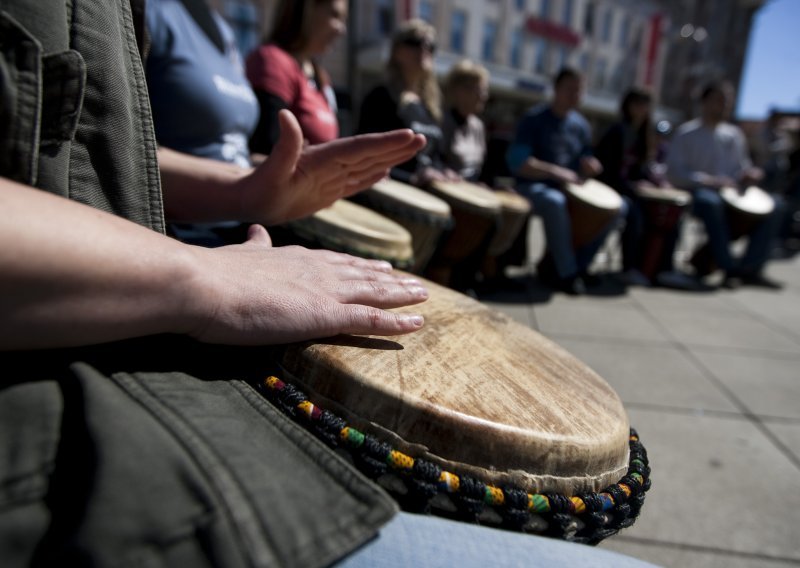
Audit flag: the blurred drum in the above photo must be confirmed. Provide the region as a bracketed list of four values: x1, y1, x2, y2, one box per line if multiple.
[260, 276, 650, 542]
[563, 179, 623, 248]
[281, 199, 414, 269]
[425, 180, 502, 286]
[487, 190, 532, 257]
[352, 178, 453, 273]
[720, 185, 775, 239]
[633, 184, 692, 280]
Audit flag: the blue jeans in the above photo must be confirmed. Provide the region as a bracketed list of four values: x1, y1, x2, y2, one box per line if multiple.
[336, 512, 660, 567]
[518, 182, 627, 278]
[692, 188, 785, 273]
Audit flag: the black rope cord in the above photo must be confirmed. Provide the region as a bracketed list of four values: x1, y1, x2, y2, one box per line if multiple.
[255, 376, 651, 544]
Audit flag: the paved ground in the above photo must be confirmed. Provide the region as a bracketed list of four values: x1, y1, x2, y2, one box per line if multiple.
[476, 219, 800, 567]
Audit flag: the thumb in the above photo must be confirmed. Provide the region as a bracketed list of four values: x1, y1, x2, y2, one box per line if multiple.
[269, 110, 304, 181]
[245, 224, 273, 248]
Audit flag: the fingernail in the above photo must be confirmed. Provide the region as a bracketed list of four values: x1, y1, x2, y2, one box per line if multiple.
[411, 286, 428, 298]
[401, 277, 421, 285]
[403, 315, 424, 327]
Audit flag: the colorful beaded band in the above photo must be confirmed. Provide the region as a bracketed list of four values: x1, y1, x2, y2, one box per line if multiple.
[257, 375, 651, 544]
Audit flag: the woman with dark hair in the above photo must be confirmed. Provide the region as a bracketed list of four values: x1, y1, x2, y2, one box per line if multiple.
[246, 0, 346, 154]
[357, 19, 460, 187]
[596, 87, 694, 288]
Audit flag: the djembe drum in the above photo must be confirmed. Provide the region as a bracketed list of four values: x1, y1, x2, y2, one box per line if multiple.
[487, 190, 532, 257]
[720, 185, 775, 239]
[278, 199, 415, 269]
[563, 179, 623, 248]
[351, 178, 453, 273]
[633, 184, 692, 280]
[424, 180, 502, 286]
[257, 277, 650, 543]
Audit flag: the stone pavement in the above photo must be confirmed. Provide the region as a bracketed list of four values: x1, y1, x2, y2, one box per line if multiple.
[476, 219, 800, 567]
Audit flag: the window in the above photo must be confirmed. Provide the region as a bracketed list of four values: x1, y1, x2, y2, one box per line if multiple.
[450, 10, 468, 54]
[510, 27, 523, 68]
[556, 45, 569, 71]
[482, 20, 499, 62]
[516, 0, 527, 11]
[593, 57, 607, 90]
[376, 0, 393, 35]
[562, 0, 573, 27]
[221, 0, 259, 58]
[619, 15, 630, 48]
[419, 1, 435, 24]
[578, 51, 590, 74]
[540, 0, 551, 19]
[534, 38, 548, 74]
[583, 1, 594, 35]
[601, 7, 613, 44]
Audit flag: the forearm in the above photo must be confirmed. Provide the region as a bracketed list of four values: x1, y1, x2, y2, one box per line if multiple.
[159, 147, 251, 223]
[0, 179, 199, 350]
[518, 157, 570, 183]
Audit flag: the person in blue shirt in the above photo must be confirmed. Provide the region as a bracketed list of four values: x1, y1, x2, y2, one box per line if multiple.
[145, 0, 261, 244]
[507, 68, 626, 295]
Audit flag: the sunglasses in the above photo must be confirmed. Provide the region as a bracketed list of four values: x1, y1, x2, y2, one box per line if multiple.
[400, 37, 437, 53]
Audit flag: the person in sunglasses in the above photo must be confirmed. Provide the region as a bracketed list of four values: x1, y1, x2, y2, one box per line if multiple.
[357, 19, 461, 187]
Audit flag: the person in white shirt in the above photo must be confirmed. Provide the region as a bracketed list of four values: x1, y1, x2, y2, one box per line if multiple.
[667, 80, 784, 288]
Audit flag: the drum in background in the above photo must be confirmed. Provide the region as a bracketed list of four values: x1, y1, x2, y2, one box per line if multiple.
[352, 178, 453, 273]
[633, 184, 692, 280]
[259, 276, 650, 543]
[487, 190, 532, 257]
[424, 180, 502, 286]
[563, 179, 623, 248]
[720, 185, 776, 239]
[280, 199, 414, 269]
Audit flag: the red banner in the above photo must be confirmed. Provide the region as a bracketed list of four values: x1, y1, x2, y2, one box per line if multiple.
[525, 16, 581, 47]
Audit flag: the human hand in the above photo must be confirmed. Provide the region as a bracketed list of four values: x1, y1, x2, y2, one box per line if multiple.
[240, 111, 426, 225]
[183, 225, 428, 345]
[740, 167, 764, 186]
[579, 156, 603, 178]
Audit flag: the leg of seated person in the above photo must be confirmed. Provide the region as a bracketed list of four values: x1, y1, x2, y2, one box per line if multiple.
[519, 183, 578, 278]
[691, 188, 733, 272]
[620, 196, 644, 272]
[335, 511, 659, 568]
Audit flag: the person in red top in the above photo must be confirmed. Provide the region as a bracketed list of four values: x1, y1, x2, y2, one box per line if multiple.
[246, 0, 345, 153]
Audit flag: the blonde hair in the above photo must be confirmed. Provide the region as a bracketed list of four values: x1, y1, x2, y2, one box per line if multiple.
[444, 59, 489, 104]
[388, 19, 442, 122]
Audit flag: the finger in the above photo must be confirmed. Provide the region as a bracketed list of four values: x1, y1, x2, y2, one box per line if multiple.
[245, 224, 273, 247]
[267, 110, 304, 181]
[331, 305, 425, 336]
[308, 249, 395, 272]
[314, 130, 425, 167]
[333, 280, 429, 308]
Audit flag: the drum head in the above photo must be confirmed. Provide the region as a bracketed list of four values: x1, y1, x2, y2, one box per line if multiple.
[288, 199, 414, 264]
[368, 178, 452, 223]
[493, 189, 532, 214]
[280, 277, 630, 494]
[565, 179, 623, 211]
[633, 184, 692, 206]
[429, 180, 502, 216]
[720, 185, 775, 216]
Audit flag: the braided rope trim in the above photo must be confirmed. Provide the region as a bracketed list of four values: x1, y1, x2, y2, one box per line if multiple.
[256, 375, 651, 544]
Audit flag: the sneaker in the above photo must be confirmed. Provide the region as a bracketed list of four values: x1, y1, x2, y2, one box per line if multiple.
[621, 269, 652, 287]
[557, 275, 586, 296]
[655, 270, 702, 291]
[739, 272, 784, 290]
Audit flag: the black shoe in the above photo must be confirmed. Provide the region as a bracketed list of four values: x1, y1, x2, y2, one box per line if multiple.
[557, 275, 586, 296]
[579, 271, 603, 287]
[739, 272, 784, 290]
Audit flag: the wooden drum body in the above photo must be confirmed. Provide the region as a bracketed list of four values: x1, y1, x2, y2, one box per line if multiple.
[633, 184, 692, 279]
[563, 179, 623, 248]
[259, 277, 650, 542]
[424, 180, 502, 285]
[487, 190, 532, 257]
[720, 185, 775, 239]
[283, 199, 414, 269]
[352, 178, 453, 273]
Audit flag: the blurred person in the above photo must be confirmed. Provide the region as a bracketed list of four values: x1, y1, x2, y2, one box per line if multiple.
[357, 19, 460, 187]
[506, 68, 626, 295]
[595, 88, 697, 289]
[666, 80, 785, 288]
[145, 0, 260, 245]
[246, 0, 346, 154]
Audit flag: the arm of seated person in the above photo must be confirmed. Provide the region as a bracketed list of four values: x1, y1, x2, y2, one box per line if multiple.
[0, 179, 427, 351]
[161, 110, 426, 226]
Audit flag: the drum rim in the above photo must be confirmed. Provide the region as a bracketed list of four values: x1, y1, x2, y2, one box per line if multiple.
[720, 185, 775, 216]
[369, 179, 454, 219]
[563, 179, 624, 210]
[428, 180, 503, 214]
[257, 375, 651, 543]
